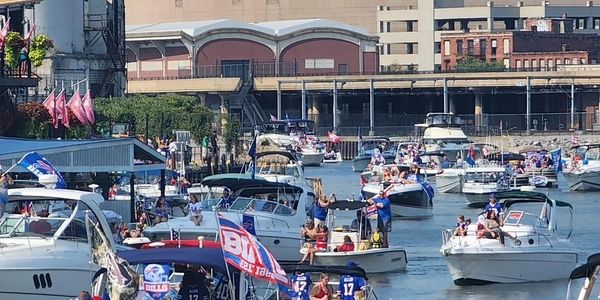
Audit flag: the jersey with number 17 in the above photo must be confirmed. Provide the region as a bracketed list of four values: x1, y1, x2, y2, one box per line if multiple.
[290, 273, 312, 300]
[337, 275, 366, 300]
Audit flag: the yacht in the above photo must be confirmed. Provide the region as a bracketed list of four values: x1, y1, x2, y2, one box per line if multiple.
[462, 166, 508, 207]
[361, 165, 433, 218]
[566, 253, 600, 300]
[415, 113, 471, 162]
[435, 167, 465, 194]
[518, 145, 559, 188]
[0, 175, 116, 299]
[441, 191, 578, 285]
[563, 144, 600, 191]
[300, 200, 407, 273]
[352, 136, 395, 172]
[258, 119, 325, 166]
[143, 151, 313, 263]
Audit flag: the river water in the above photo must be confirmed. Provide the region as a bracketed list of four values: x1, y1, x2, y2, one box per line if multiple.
[303, 161, 600, 300]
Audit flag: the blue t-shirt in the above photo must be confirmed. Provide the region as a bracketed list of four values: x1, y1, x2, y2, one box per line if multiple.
[220, 196, 234, 209]
[177, 283, 209, 300]
[313, 202, 327, 221]
[337, 275, 366, 300]
[374, 196, 391, 222]
[290, 273, 312, 300]
[485, 202, 504, 216]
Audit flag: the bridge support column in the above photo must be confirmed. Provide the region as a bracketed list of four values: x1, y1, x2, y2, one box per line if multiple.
[220, 94, 228, 132]
[449, 94, 456, 114]
[308, 95, 320, 126]
[198, 93, 206, 106]
[475, 93, 483, 128]
[571, 82, 575, 130]
[333, 80, 338, 133]
[443, 78, 449, 113]
[277, 81, 282, 120]
[369, 79, 375, 136]
[301, 80, 306, 119]
[526, 76, 531, 135]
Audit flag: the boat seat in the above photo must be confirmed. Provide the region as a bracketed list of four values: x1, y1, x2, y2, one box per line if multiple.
[29, 220, 52, 235]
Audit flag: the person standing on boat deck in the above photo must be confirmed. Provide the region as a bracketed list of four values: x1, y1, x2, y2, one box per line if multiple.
[290, 271, 312, 300]
[337, 262, 366, 300]
[0, 166, 14, 218]
[484, 193, 505, 224]
[219, 187, 234, 209]
[367, 190, 391, 248]
[313, 193, 335, 227]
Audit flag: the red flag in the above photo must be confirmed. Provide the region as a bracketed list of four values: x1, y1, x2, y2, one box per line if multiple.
[42, 90, 57, 128]
[0, 18, 10, 49]
[23, 23, 36, 43]
[82, 89, 96, 124]
[67, 89, 89, 125]
[469, 144, 475, 158]
[270, 114, 277, 121]
[327, 131, 341, 143]
[55, 90, 69, 128]
[571, 133, 580, 146]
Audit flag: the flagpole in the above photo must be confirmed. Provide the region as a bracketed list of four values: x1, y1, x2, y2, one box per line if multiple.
[215, 213, 237, 299]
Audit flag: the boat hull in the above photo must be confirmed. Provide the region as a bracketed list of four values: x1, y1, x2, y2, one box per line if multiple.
[443, 250, 578, 285]
[363, 185, 432, 218]
[462, 183, 501, 208]
[300, 152, 324, 166]
[323, 153, 343, 163]
[352, 155, 395, 172]
[311, 248, 407, 273]
[562, 171, 600, 191]
[436, 172, 463, 193]
[526, 168, 558, 187]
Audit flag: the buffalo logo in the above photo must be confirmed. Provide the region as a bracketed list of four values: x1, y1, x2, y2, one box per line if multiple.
[143, 264, 168, 283]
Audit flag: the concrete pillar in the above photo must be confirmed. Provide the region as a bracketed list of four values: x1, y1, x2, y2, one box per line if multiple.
[220, 94, 228, 132]
[443, 78, 449, 113]
[276, 81, 282, 120]
[571, 83, 576, 130]
[198, 93, 207, 107]
[487, 1, 494, 31]
[333, 80, 338, 133]
[308, 95, 320, 126]
[301, 80, 307, 119]
[526, 76, 531, 135]
[369, 79, 375, 136]
[475, 93, 483, 128]
[449, 94, 456, 114]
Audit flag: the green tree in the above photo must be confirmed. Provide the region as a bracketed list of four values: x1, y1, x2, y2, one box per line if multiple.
[454, 56, 505, 72]
[223, 116, 240, 153]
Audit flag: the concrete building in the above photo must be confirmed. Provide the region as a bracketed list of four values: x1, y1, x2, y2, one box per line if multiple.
[440, 18, 600, 70]
[377, 0, 600, 71]
[22, 0, 126, 98]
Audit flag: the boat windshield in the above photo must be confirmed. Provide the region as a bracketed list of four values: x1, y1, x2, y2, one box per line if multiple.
[0, 199, 101, 242]
[359, 140, 393, 154]
[465, 171, 504, 183]
[255, 163, 301, 178]
[227, 197, 296, 215]
[585, 147, 600, 161]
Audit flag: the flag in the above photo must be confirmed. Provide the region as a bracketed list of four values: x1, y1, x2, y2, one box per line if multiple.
[571, 133, 580, 146]
[248, 135, 257, 179]
[270, 114, 277, 121]
[550, 148, 562, 173]
[23, 22, 36, 43]
[42, 90, 57, 128]
[170, 228, 180, 241]
[242, 214, 256, 236]
[0, 18, 10, 49]
[55, 90, 70, 128]
[82, 89, 96, 124]
[499, 120, 503, 131]
[67, 90, 89, 125]
[327, 131, 341, 143]
[218, 214, 288, 290]
[365, 204, 377, 218]
[469, 144, 475, 159]
[17, 151, 67, 188]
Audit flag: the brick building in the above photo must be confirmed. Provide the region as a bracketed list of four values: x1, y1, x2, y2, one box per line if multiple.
[440, 18, 600, 71]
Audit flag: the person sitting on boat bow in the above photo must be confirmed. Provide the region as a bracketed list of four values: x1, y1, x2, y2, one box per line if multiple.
[300, 225, 329, 265]
[370, 148, 386, 167]
[188, 194, 204, 226]
[453, 214, 469, 237]
[153, 197, 171, 224]
[324, 147, 337, 160]
[478, 210, 517, 246]
[218, 187, 234, 209]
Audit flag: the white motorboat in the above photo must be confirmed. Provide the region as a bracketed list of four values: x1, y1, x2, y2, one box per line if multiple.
[566, 253, 600, 300]
[435, 167, 465, 193]
[323, 152, 343, 163]
[518, 145, 559, 188]
[361, 166, 433, 218]
[300, 200, 407, 273]
[0, 175, 117, 299]
[462, 166, 508, 207]
[441, 191, 578, 285]
[352, 136, 395, 172]
[563, 144, 600, 191]
[259, 119, 325, 167]
[143, 151, 313, 263]
[415, 113, 471, 163]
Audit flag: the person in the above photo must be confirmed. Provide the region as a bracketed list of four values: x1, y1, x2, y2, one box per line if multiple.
[0, 167, 13, 218]
[300, 225, 328, 265]
[168, 139, 178, 169]
[334, 235, 355, 252]
[78, 291, 92, 300]
[108, 184, 118, 200]
[409, 162, 420, 175]
[210, 130, 219, 160]
[369, 228, 383, 248]
[19, 46, 29, 75]
[479, 210, 517, 245]
[153, 197, 171, 224]
[441, 156, 452, 169]
[290, 271, 312, 300]
[218, 188, 234, 209]
[177, 269, 209, 300]
[350, 209, 372, 240]
[453, 214, 469, 237]
[201, 135, 210, 163]
[370, 148, 386, 166]
[309, 273, 333, 300]
[324, 148, 337, 160]
[187, 194, 203, 226]
[301, 219, 317, 243]
[484, 193, 504, 224]
[367, 190, 391, 248]
[313, 194, 335, 227]
[337, 262, 367, 300]
[542, 155, 554, 168]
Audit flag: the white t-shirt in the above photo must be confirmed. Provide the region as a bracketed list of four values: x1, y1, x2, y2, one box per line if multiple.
[188, 202, 203, 216]
[168, 142, 178, 154]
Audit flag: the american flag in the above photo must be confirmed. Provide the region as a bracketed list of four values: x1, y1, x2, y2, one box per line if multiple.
[571, 133, 580, 146]
[170, 228, 180, 241]
[365, 204, 378, 218]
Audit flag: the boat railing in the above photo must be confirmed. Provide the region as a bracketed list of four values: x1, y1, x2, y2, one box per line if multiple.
[442, 226, 557, 249]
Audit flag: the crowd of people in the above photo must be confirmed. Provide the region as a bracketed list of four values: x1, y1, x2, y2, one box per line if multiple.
[289, 263, 368, 300]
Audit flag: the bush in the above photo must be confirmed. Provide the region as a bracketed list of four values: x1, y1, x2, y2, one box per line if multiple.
[454, 56, 505, 72]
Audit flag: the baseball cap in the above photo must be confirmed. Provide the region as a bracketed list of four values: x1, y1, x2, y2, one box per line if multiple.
[489, 193, 496, 199]
[346, 261, 359, 268]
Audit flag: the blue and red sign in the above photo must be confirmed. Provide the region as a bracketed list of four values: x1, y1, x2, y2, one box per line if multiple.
[142, 264, 170, 299]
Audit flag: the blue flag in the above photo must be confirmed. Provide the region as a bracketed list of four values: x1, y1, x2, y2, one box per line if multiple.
[242, 214, 256, 235]
[17, 151, 67, 188]
[550, 148, 562, 173]
[248, 136, 257, 179]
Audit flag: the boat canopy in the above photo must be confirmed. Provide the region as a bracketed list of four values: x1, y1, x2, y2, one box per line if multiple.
[259, 119, 316, 135]
[487, 151, 525, 162]
[496, 191, 572, 209]
[569, 253, 600, 279]
[517, 145, 547, 153]
[328, 200, 368, 211]
[200, 173, 302, 193]
[282, 264, 368, 279]
[117, 247, 227, 272]
[422, 127, 468, 140]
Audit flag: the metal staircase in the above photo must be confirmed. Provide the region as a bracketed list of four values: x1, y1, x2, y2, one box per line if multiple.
[229, 75, 267, 127]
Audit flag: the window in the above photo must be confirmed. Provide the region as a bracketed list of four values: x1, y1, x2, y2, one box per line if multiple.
[573, 58, 579, 65]
[386, 44, 391, 55]
[456, 40, 463, 55]
[480, 39, 487, 57]
[503, 58, 510, 68]
[467, 40, 474, 55]
[516, 60, 522, 70]
[540, 59, 546, 70]
[595, 18, 600, 30]
[338, 64, 348, 74]
[491, 39, 497, 55]
[434, 42, 441, 54]
[555, 59, 562, 66]
[443, 41, 450, 56]
[503, 38, 510, 54]
[548, 59, 554, 70]
[564, 58, 571, 65]
[305, 59, 334, 69]
[379, 21, 384, 33]
[524, 60, 530, 69]
[532, 59, 538, 69]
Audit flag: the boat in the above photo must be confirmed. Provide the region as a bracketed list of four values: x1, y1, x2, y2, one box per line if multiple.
[282, 264, 380, 299]
[566, 253, 600, 300]
[299, 200, 407, 273]
[352, 136, 396, 172]
[435, 167, 465, 193]
[143, 151, 313, 263]
[258, 119, 325, 167]
[0, 174, 117, 299]
[563, 144, 600, 191]
[323, 151, 343, 163]
[461, 166, 508, 207]
[518, 145, 559, 188]
[415, 112, 471, 162]
[441, 191, 578, 285]
[361, 166, 433, 218]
